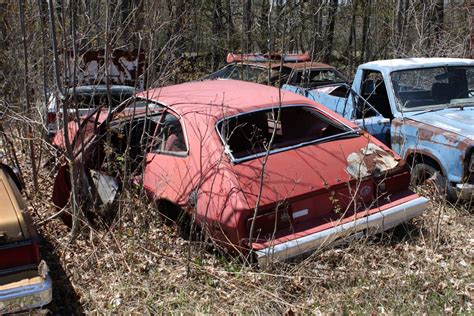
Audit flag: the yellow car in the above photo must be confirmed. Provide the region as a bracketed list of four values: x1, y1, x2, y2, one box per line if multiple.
[0, 164, 52, 313]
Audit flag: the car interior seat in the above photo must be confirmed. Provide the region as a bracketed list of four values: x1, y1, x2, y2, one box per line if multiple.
[431, 82, 456, 104]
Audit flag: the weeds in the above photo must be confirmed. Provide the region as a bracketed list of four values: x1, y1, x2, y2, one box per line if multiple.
[25, 152, 473, 313]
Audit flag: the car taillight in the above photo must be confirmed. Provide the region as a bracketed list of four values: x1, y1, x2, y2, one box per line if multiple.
[0, 240, 40, 270]
[47, 112, 56, 124]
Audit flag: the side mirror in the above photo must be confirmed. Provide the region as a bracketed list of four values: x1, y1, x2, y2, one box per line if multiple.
[362, 79, 376, 95]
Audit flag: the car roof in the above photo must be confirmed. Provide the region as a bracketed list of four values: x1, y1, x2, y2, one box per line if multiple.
[283, 61, 334, 70]
[0, 166, 28, 242]
[230, 61, 333, 70]
[360, 58, 474, 72]
[136, 80, 318, 118]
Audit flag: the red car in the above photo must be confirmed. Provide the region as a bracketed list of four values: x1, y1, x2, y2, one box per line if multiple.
[52, 80, 428, 265]
[204, 52, 347, 88]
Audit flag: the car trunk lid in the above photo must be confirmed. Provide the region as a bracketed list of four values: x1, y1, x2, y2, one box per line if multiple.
[232, 137, 400, 207]
[232, 136, 406, 241]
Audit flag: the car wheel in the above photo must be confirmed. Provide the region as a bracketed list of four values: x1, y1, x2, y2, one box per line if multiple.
[411, 163, 456, 201]
[156, 199, 199, 239]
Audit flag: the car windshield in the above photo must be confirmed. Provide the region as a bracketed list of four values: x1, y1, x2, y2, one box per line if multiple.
[392, 66, 474, 112]
[217, 105, 354, 163]
[294, 69, 346, 88]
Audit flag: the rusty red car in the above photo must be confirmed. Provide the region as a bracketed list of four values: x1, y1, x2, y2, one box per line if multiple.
[52, 80, 428, 265]
[204, 52, 347, 88]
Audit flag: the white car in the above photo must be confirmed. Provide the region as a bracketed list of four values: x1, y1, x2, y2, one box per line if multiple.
[45, 85, 135, 140]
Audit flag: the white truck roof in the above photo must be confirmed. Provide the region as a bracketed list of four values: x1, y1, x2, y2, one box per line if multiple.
[359, 58, 474, 72]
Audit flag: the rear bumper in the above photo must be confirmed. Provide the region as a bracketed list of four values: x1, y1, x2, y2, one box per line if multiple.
[255, 196, 429, 266]
[0, 273, 52, 313]
[455, 183, 474, 200]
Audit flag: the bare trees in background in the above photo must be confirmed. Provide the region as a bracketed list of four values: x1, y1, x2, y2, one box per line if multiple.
[0, 0, 469, 96]
[0, 0, 469, 200]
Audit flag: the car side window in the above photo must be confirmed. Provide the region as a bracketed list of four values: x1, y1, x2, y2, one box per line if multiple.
[214, 65, 235, 79]
[361, 70, 393, 119]
[246, 66, 267, 83]
[153, 112, 187, 155]
[228, 65, 244, 80]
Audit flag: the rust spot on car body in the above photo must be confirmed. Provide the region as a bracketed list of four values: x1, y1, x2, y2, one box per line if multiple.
[391, 134, 404, 146]
[404, 119, 470, 151]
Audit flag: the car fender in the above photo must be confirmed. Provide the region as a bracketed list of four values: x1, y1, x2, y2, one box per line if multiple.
[391, 118, 465, 183]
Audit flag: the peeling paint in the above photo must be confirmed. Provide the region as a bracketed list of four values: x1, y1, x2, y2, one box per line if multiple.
[346, 143, 399, 179]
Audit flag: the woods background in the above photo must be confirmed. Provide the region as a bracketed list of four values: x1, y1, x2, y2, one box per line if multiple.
[0, 1, 470, 103]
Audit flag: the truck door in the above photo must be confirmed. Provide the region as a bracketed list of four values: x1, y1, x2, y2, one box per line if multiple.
[352, 94, 391, 145]
[353, 70, 393, 146]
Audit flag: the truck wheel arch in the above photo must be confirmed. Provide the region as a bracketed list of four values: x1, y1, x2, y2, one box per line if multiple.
[407, 153, 458, 201]
[405, 150, 446, 177]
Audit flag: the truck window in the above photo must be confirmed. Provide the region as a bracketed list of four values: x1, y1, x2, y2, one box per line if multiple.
[361, 70, 393, 119]
[353, 96, 378, 119]
[391, 66, 474, 111]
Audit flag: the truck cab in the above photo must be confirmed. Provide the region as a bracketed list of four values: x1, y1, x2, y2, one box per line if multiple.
[283, 58, 474, 201]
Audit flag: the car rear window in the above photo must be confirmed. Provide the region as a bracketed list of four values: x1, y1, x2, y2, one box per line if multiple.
[217, 105, 353, 163]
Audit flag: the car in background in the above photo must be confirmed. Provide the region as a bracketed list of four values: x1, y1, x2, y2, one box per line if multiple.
[45, 84, 135, 139]
[52, 80, 428, 265]
[44, 49, 145, 140]
[0, 163, 52, 313]
[204, 53, 347, 88]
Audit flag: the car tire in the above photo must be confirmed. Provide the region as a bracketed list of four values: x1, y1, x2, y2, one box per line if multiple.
[411, 163, 456, 201]
[156, 199, 199, 239]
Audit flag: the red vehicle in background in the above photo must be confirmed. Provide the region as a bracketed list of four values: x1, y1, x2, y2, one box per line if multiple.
[204, 52, 347, 88]
[52, 80, 428, 265]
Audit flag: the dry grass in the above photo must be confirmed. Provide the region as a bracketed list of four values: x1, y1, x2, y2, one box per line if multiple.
[24, 155, 474, 314]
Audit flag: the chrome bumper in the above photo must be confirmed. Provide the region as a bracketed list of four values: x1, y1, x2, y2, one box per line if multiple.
[256, 197, 429, 266]
[455, 183, 474, 200]
[0, 273, 52, 313]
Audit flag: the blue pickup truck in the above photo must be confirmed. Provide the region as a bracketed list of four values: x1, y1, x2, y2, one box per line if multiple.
[284, 58, 474, 201]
